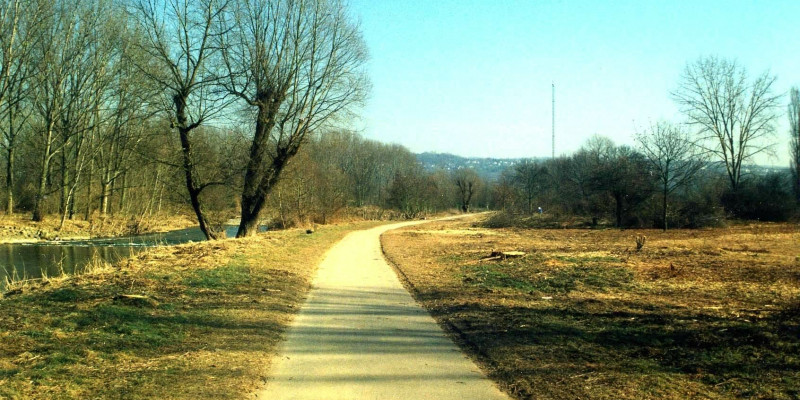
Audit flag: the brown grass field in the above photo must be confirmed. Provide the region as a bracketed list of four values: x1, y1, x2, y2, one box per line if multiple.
[382, 214, 800, 399]
[0, 221, 385, 399]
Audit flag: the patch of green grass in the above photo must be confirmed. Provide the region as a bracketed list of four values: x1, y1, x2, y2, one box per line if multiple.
[184, 260, 251, 289]
[553, 254, 622, 263]
[73, 304, 185, 350]
[0, 367, 21, 379]
[464, 265, 539, 291]
[462, 262, 634, 294]
[45, 288, 82, 302]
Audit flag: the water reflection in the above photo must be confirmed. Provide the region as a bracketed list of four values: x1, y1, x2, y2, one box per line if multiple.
[0, 225, 252, 289]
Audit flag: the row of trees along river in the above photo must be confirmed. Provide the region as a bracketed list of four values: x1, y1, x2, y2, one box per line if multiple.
[1, 1, 799, 240]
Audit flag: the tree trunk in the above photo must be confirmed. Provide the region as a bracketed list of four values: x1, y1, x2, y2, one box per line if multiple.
[59, 193, 70, 230]
[60, 149, 69, 217]
[614, 192, 623, 228]
[6, 145, 13, 215]
[61, 159, 83, 229]
[148, 167, 160, 216]
[172, 92, 220, 240]
[180, 128, 217, 240]
[33, 119, 56, 222]
[527, 191, 533, 214]
[236, 103, 290, 238]
[118, 171, 126, 214]
[67, 189, 75, 220]
[662, 182, 668, 231]
[85, 158, 93, 220]
[100, 173, 111, 215]
[156, 181, 164, 214]
[108, 177, 115, 215]
[277, 188, 287, 229]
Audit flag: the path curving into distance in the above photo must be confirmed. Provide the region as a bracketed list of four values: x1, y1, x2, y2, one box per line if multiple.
[254, 220, 509, 400]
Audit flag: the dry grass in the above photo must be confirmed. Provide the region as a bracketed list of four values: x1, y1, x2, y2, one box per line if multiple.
[382, 215, 800, 399]
[0, 213, 197, 243]
[0, 221, 384, 399]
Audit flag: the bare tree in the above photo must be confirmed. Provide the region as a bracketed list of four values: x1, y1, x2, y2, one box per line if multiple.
[0, 0, 41, 112]
[513, 159, 546, 214]
[790, 87, 800, 202]
[491, 170, 516, 211]
[219, 0, 369, 237]
[55, 0, 128, 228]
[93, 30, 159, 218]
[584, 138, 654, 228]
[387, 168, 436, 219]
[453, 168, 479, 213]
[132, 0, 231, 239]
[0, 0, 45, 214]
[635, 121, 704, 230]
[30, 0, 92, 221]
[673, 57, 780, 192]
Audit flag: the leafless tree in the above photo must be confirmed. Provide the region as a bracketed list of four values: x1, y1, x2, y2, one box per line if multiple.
[131, 0, 232, 239]
[789, 87, 800, 202]
[453, 168, 479, 213]
[93, 33, 158, 218]
[30, 0, 95, 221]
[0, 0, 45, 214]
[513, 159, 546, 214]
[635, 121, 705, 230]
[585, 139, 654, 227]
[54, 0, 129, 228]
[219, 0, 369, 237]
[673, 56, 780, 192]
[0, 0, 41, 112]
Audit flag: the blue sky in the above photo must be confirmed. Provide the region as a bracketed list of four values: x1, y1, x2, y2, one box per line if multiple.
[348, 0, 800, 165]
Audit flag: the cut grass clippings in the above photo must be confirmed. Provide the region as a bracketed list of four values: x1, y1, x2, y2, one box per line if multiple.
[382, 215, 800, 400]
[0, 221, 385, 399]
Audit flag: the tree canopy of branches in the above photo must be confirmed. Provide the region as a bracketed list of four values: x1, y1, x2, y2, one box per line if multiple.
[219, 0, 369, 237]
[0, 0, 45, 215]
[587, 140, 654, 227]
[453, 168, 480, 213]
[636, 121, 704, 230]
[132, 0, 233, 239]
[512, 160, 546, 214]
[30, 0, 124, 221]
[673, 56, 780, 192]
[790, 87, 800, 202]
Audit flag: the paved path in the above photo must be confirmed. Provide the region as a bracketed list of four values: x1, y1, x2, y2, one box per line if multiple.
[255, 221, 509, 400]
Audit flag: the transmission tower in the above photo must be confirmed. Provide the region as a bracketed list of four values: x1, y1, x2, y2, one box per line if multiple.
[551, 82, 555, 159]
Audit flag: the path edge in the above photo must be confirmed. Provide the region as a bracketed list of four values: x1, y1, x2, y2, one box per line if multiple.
[379, 220, 519, 400]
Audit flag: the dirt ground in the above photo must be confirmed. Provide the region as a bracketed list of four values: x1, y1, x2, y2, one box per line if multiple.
[382, 215, 800, 399]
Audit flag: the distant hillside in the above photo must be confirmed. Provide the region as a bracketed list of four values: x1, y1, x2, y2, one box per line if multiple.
[415, 152, 542, 181]
[416, 152, 790, 182]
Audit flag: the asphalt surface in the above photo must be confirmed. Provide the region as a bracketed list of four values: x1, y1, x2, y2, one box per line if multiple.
[254, 221, 509, 400]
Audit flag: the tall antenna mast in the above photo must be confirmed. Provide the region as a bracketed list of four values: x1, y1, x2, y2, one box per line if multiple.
[551, 82, 555, 158]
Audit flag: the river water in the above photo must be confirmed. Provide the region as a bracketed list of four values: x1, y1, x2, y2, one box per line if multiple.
[0, 225, 242, 290]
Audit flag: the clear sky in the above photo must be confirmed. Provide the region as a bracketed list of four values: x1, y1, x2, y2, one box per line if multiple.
[348, 0, 800, 166]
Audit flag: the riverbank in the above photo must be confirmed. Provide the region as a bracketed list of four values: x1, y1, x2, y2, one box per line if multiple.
[0, 221, 385, 399]
[0, 213, 197, 243]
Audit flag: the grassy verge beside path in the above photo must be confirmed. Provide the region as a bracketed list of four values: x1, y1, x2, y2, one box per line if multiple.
[0, 221, 384, 399]
[382, 215, 800, 399]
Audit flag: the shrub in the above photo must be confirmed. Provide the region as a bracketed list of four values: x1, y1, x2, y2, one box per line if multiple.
[721, 173, 796, 221]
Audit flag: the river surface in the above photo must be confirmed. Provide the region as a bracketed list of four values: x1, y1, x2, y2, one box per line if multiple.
[0, 225, 244, 290]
